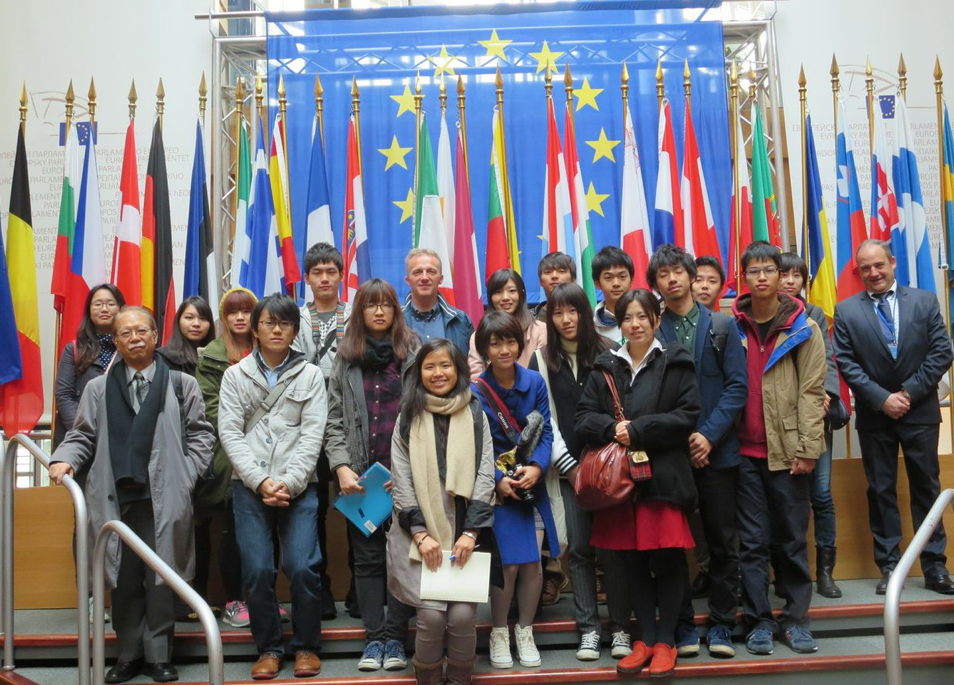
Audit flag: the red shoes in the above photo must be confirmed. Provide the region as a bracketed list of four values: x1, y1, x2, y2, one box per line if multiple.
[616, 640, 652, 675]
[617, 641, 677, 678]
[648, 643, 677, 678]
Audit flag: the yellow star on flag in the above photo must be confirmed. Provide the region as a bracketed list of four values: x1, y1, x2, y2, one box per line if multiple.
[585, 128, 620, 163]
[575, 78, 603, 112]
[585, 182, 610, 217]
[378, 136, 413, 171]
[394, 188, 415, 223]
[479, 29, 512, 62]
[429, 45, 460, 78]
[390, 86, 415, 118]
[529, 40, 564, 76]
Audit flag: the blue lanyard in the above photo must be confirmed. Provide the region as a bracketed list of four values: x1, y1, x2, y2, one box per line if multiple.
[874, 295, 898, 344]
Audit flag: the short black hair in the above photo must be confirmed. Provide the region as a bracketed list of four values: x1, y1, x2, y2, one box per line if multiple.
[614, 288, 661, 331]
[694, 255, 725, 287]
[474, 310, 526, 361]
[252, 293, 301, 334]
[303, 242, 343, 274]
[537, 251, 576, 279]
[647, 244, 697, 289]
[741, 240, 782, 272]
[591, 245, 634, 281]
[778, 251, 808, 283]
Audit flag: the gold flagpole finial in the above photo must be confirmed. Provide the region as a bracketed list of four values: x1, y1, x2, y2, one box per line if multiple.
[235, 76, 245, 108]
[88, 77, 97, 125]
[544, 66, 553, 99]
[314, 73, 323, 114]
[656, 59, 665, 107]
[730, 60, 739, 90]
[495, 66, 504, 106]
[19, 81, 27, 127]
[199, 71, 208, 120]
[439, 73, 447, 113]
[621, 61, 630, 104]
[456, 75, 469, 182]
[564, 63, 574, 107]
[65, 80, 75, 128]
[830, 54, 840, 96]
[255, 74, 264, 117]
[683, 58, 691, 99]
[748, 66, 757, 100]
[351, 75, 360, 117]
[128, 79, 138, 120]
[278, 73, 287, 119]
[935, 56, 943, 86]
[798, 64, 807, 93]
[157, 78, 166, 130]
[414, 71, 423, 112]
[457, 74, 466, 99]
[898, 53, 908, 100]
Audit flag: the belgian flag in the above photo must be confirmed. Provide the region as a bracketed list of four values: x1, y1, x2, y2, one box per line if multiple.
[141, 119, 176, 344]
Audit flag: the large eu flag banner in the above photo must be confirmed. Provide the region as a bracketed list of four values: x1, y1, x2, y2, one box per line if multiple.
[267, 0, 729, 300]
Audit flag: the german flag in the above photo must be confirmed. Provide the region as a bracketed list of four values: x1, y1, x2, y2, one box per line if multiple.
[0, 126, 44, 435]
[141, 120, 176, 343]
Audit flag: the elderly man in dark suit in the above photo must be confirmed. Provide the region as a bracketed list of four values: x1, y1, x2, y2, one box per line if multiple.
[833, 239, 954, 595]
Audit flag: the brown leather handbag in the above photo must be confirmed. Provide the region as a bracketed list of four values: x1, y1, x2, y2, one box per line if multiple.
[573, 370, 652, 512]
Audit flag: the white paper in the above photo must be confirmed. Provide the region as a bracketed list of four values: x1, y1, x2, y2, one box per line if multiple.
[419, 551, 491, 604]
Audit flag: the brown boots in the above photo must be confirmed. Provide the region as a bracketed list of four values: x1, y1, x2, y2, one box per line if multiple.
[413, 656, 445, 685]
[413, 655, 475, 685]
[445, 656, 476, 685]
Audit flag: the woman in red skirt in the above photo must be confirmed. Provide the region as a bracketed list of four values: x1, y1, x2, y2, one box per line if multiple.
[575, 289, 700, 678]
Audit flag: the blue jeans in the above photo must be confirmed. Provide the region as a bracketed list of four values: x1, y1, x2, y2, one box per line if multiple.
[810, 429, 836, 548]
[233, 483, 323, 656]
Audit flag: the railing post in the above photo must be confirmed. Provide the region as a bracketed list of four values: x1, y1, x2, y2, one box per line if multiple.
[2, 439, 16, 672]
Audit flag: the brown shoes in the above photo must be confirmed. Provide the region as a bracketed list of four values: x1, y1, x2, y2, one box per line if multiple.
[294, 651, 322, 678]
[251, 653, 281, 680]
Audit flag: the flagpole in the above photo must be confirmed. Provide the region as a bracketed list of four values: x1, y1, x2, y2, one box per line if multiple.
[866, 58, 874, 173]
[457, 76, 470, 186]
[730, 61, 741, 292]
[157, 78, 165, 132]
[199, 72, 208, 124]
[898, 54, 907, 102]
[413, 73, 423, 236]
[52, 81, 75, 431]
[351, 76, 363, 178]
[656, 59, 665, 111]
[799, 66, 811, 302]
[232, 77, 245, 264]
[278, 74, 290, 211]
[934, 58, 954, 455]
[88, 78, 97, 128]
[315, 74, 324, 147]
[621, 62, 629, 128]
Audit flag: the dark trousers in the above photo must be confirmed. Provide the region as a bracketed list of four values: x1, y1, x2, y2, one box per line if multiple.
[559, 478, 600, 635]
[737, 456, 812, 631]
[233, 483, 323, 656]
[857, 422, 948, 576]
[603, 547, 687, 647]
[112, 501, 175, 663]
[348, 524, 414, 643]
[678, 465, 739, 629]
[193, 499, 243, 602]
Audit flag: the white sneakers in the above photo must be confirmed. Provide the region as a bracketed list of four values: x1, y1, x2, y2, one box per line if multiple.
[611, 630, 633, 658]
[489, 627, 513, 669]
[576, 631, 601, 661]
[490, 625, 542, 668]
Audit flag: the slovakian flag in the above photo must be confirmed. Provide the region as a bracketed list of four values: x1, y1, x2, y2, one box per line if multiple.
[835, 98, 868, 300]
[565, 102, 597, 305]
[654, 99, 682, 250]
[870, 101, 900, 249]
[751, 100, 781, 247]
[0, 213, 22, 387]
[893, 95, 935, 292]
[620, 105, 653, 291]
[51, 121, 81, 315]
[453, 120, 484, 325]
[437, 110, 456, 276]
[242, 121, 283, 299]
[680, 100, 721, 262]
[938, 100, 954, 321]
[486, 107, 514, 278]
[342, 113, 370, 303]
[183, 119, 218, 313]
[302, 112, 333, 299]
[802, 115, 838, 323]
[726, 108, 753, 294]
[414, 111, 455, 305]
[110, 120, 142, 307]
[0, 126, 43, 435]
[542, 97, 576, 262]
[270, 114, 301, 296]
[142, 119, 176, 344]
[59, 124, 106, 355]
[231, 119, 253, 290]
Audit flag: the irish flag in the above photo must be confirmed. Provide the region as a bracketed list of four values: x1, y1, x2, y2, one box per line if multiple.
[231, 120, 252, 289]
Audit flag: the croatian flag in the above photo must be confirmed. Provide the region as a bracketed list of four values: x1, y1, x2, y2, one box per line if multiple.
[303, 112, 333, 299]
[342, 113, 370, 303]
[242, 121, 283, 298]
[835, 98, 868, 299]
[654, 99, 682, 250]
[620, 106, 652, 290]
[893, 95, 935, 292]
[680, 100, 721, 261]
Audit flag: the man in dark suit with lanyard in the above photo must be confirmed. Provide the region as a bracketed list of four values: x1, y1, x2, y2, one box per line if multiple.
[833, 239, 954, 595]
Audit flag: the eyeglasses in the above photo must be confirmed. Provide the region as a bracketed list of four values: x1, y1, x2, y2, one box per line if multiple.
[259, 320, 295, 331]
[364, 303, 395, 312]
[90, 301, 119, 310]
[745, 266, 779, 277]
[117, 327, 154, 340]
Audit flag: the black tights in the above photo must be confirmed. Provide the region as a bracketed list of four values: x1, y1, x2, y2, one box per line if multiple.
[604, 547, 687, 647]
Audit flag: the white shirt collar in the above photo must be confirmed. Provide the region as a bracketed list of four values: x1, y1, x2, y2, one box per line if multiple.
[613, 338, 663, 384]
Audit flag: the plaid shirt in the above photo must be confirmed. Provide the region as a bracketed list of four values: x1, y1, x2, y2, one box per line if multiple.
[362, 359, 402, 471]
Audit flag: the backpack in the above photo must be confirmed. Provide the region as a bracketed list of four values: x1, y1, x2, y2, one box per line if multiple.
[708, 312, 731, 370]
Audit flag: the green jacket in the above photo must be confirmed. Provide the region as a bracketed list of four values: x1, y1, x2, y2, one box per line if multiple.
[194, 338, 234, 510]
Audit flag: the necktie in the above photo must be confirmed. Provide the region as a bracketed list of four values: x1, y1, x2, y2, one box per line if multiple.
[134, 371, 147, 408]
[874, 293, 895, 344]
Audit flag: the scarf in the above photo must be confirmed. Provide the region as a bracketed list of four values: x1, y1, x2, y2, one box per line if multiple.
[363, 336, 395, 370]
[97, 334, 117, 369]
[407, 390, 476, 560]
[560, 338, 579, 377]
[106, 357, 169, 501]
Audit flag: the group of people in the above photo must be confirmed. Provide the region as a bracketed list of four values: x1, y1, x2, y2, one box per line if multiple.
[46, 235, 953, 683]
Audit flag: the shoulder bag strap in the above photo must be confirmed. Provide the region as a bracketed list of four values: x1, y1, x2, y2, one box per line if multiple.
[473, 378, 521, 446]
[602, 369, 626, 423]
[244, 375, 296, 434]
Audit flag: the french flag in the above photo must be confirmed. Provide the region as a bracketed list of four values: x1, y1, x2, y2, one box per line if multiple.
[680, 100, 721, 261]
[620, 106, 652, 290]
[342, 113, 370, 303]
[654, 99, 682, 250]
[835, 98, 867, 300]
[893, 95, 935, 292]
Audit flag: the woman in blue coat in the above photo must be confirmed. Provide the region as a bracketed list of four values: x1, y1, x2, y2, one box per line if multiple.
[471, 311, 558, 671]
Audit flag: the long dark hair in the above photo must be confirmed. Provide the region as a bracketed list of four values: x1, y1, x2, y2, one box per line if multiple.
[543, 283, 612, 375]
[486, 268, 535, 332]
[160, 296, 216, 368]
[74, 284, 126, 375]
[400, 339, 471, 429]
[337, 279, 417, 364]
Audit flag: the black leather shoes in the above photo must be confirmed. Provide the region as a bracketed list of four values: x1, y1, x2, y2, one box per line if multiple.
[876, 570, 904, 595]
[146, 662, 179, 683]
[105, 658, 144, 683]
[924, 573, 954, 595]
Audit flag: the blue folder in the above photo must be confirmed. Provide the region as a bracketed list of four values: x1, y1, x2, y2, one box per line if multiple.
[333, 462, 394, 537]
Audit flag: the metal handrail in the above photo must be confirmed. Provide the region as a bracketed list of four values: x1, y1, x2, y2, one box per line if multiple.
[1, 433, 89, 685]
[92, 521, 223, 685]
[884, 487, 954, 685]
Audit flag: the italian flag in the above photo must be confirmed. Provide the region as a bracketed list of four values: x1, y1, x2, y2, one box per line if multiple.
[414, 111, 455, 305]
